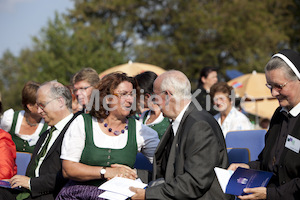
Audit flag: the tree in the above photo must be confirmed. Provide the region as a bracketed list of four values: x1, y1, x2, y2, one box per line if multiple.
[1, 0, 300, 110]
[28, 12, 126, 85]
[0, 50, 24, 111]
[0, 11, 127, 110]
[131, 0, 299, 80]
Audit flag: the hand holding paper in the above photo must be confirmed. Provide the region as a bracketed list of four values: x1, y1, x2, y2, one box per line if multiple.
[98, 177, 147, 200]
[129, 187, 146, 200]
[214, 167, 272, 196]
[237, 187, 267, 200]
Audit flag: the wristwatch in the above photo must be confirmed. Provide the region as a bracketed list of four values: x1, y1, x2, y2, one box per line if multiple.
[100, 167, 106, 179]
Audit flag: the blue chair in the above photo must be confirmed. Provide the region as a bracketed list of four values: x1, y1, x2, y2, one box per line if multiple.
[225, 129, 267, 161]
[16, 152, 32, 175]
[134, 152, 153, 171]
[227, 148, 250, 164]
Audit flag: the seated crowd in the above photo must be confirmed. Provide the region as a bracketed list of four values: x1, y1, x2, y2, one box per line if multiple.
[1, 49, 299, 200]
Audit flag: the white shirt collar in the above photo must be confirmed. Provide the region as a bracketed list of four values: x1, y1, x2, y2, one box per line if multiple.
[280, 102, 300, 117]
[172, 102, 191, 136]
[53, 113, 74, 132]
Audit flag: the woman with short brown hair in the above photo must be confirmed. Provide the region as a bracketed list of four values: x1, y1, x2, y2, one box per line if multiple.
[0, 81, 48, 153]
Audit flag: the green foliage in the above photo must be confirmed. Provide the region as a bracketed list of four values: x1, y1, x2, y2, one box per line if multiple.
[132, 0, 298, 80]
[0, 0, 299, 111]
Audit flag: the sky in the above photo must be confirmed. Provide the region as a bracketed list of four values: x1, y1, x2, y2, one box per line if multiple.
[0, 0, 74, 56]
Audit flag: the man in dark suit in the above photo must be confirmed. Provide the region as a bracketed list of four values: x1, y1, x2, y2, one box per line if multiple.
[0, 81, 75, 200]
[131, 70, 233, 199]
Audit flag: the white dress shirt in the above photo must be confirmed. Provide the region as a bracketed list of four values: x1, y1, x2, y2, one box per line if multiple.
[172, 102, 191, 136]
[35, 113, 73, 177]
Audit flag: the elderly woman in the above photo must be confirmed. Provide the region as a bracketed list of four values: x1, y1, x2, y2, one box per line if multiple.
[57, 72, 159, 199]
[228, 49, 300, 200]
[0, 81, 48, 153]
[210, 82, 253, 137]
[135, 71, 170, 139]
[72, 67, 100, 112]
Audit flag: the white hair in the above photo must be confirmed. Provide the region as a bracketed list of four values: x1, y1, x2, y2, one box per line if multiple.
[160, 70, 192, 101]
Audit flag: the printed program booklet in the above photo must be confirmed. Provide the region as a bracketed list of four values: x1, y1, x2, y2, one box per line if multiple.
[0, 180, 21, 190]
[214, 167, 273, 196]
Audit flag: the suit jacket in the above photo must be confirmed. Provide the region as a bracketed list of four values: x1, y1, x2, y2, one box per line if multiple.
[146, 102, 233, 200]
[25, 114, 77, 200]
[249, 107, 300, 200]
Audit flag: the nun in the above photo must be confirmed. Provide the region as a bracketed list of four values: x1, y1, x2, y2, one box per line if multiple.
[228, 49, 300, 200]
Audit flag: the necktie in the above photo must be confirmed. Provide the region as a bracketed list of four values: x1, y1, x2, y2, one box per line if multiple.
[161, 124, 174, 177]
[17, 126, 56, 200]
[27, 126, 56, 178]
[36, 126, 56, 161]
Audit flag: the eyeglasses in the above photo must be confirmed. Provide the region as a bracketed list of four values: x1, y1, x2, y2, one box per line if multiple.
[114, 92, 136, 99]
[213, 95, 229, 103]
[73, 86, 92, 93]
[37, 98, 57, 110]
[153, 90, 172, 104]
[156, 90, 172, 96]
[265, 81, 290, 91]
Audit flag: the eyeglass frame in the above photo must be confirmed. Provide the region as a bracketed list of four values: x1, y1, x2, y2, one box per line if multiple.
[73, 86, 92, 93]
[265, 80, 291, 91]
[37, 98, 57, 110]
[113, 92, 136, 99]
[152, 90, 173, 104]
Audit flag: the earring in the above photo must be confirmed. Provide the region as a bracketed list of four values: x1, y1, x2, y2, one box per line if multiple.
[106, 110, 109, 116]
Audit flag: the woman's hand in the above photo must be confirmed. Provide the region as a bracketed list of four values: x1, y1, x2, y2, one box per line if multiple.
[238, 187, 267, 200]
[106, 164, 137, 180]
[228, 163, 250, 171]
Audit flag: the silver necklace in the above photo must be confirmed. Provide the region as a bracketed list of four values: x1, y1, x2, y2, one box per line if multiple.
[25, 115, 38, 127]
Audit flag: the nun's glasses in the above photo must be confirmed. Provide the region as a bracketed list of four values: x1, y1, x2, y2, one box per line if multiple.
[265, 81, 291, 91]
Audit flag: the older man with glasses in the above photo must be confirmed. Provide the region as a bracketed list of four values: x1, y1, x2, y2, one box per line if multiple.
[130, 70, 233, 200]
[0, 81, 77, 200]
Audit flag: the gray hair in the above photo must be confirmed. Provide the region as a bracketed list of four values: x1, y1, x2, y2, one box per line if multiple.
[72, 68, 100, 86]
[160, 70, 192, 101]
[41, 80, 73, 111]
[265, 57, 298, 81]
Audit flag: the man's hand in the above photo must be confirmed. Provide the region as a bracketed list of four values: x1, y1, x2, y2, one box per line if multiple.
[227, 163, 250, 171]
[238, 187, 267, 200]
[9, 175, 30, 189]
[129, 187, 145, 200]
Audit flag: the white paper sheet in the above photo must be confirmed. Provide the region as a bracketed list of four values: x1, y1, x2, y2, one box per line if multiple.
[99, 191, 128, 200]
[98, 177, 147, 199]
[214, 167, 234, 193]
